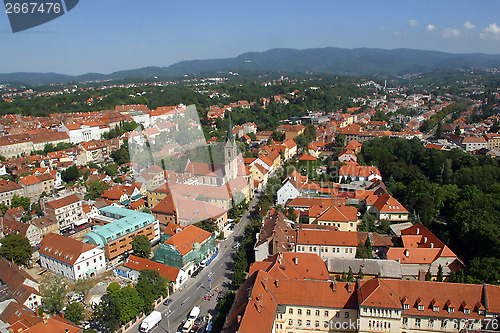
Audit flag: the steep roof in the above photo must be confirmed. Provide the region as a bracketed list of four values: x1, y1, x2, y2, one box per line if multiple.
[45, 194, 80, 210]
[296, 229, 358, 247]
[164, 225, 212, 256]
[39, 233, 99, 265]
[249, 252, 329, 281]
[317, 205, 357, 222]
[124, 255, 180, 281]
[373, 193, 409, 214]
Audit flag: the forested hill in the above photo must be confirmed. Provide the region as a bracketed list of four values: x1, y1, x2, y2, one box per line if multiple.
[3, 47, 500, 85]
[360, 136, 500, 284]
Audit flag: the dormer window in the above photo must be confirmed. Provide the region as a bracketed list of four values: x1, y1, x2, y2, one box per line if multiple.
[448, 307, 454, 314]
[418, 305, 424, 311]
[464, 309, 470, 315]
[404, 304, 409, 310]
[478, 310, 485, 315]
[433, 306, 439, 312]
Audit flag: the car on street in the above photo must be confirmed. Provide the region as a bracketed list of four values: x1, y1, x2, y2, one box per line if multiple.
[191, 267, 202, 278]
[163, 298, 172, 305]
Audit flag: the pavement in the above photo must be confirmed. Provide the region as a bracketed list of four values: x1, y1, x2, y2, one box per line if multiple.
[127, 193, 261, 333]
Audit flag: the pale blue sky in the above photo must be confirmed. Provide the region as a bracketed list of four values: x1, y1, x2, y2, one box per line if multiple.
[1, 0, 500, 74]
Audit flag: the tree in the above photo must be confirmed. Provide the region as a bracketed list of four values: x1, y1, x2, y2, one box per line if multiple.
[73, 278, 95, 299]
[347, 267, 354, 282]
[61, 166, 79, 183]
[85, 180, 109, 200]
[0, 234, 32, 266]
[425, 270, 432, 281]
[194, 219, 217, 233]
[135, 269, 170, 313]
[94, 296, 121, 332]
[364, 238, 373, 259]
[358, 267, 364, 280]
[437, 264, 444, 282]
[0, 202, 8, 214]
[11, 195, 30, 212]
[435, 122, 443, 139]
[106, 282, 121, 295]
[41, 278, 66, 314]
[455, 124, 461, 135]
[114, 286, 144, 324]
[65, 302, 84, 324]
[131, 235, 151, 259]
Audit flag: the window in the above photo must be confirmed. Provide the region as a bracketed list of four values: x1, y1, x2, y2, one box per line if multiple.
[315, 310, 320, 316]
[403, 318, 408, 326]
[289, 308, 293, 314]
[454, 321, 459, 329]
[335, 311, 340, 318]
[306, 320, 310, 327]
[297, 309, 302, 315]
[345, 312, 349, 318]
[306, 309, 311, 316]
[297, 320, 302, 326]
[324, 310, 329, 316]
[315, 321, 320, 328]
[403, 304, 409, 310]
[86, 262, 89, 266]
[415, 318, 421, 328]
[433, 306, 439, 312]
[449, 307, 454, 314]
[441, 320, 448, 329]
[428, 319, 434, 328]
[418, 305, 424, 311]
[464, 309, 470, 315]
[288, 319, 293, 325]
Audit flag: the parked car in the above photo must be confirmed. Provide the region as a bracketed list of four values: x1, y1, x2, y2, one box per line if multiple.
[163, 298, 172, 305]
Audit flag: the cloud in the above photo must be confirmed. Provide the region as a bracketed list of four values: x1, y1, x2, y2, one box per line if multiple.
[442, 28, 461, 38]
[480, 23, 500, 39]
[426, 24, 436, 32]
[408, 19, 418, 26]
[463, 21, 476, 30]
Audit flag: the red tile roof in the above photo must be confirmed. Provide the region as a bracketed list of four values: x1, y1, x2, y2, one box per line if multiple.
[164, 225, 212, 256]
[124, 255, 180, 281]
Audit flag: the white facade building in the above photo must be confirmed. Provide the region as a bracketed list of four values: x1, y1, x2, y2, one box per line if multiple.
[39, 233, 106, 281]
[60, 123, 103, 144]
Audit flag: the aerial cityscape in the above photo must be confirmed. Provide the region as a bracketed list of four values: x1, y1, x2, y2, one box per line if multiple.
[0, 1, 500, 333]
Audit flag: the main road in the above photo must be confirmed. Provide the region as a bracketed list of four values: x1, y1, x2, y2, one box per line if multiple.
[128, 192, 262, 333]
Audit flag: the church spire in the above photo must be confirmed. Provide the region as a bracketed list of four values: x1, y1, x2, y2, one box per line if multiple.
[227, 113, 234, 143]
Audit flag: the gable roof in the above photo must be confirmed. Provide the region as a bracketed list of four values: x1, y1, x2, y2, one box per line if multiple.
[164, 225, 212, 256]
[45, 194, 81, 210]
[39, 233, 99, 265]
[124, 255, 180, 281]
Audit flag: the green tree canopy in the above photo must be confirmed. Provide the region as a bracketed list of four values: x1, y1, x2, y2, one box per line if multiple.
[11, 195, 30, 212]
[65, 302, 84, 324]
[61, 165, 79, 183]
[0, 234, 32, 266]
[135, 269, 170, 313]
[41, 278, 66, 314]
[131, 235, 151, 259]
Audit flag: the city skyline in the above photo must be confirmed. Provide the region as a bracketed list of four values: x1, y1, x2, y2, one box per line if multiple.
[1, 0, 500, 75]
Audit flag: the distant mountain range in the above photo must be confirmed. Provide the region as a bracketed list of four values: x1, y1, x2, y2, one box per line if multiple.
[2, 47, 500, 85]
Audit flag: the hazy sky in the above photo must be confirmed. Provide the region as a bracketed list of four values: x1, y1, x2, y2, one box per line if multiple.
[1, 0, 500, 75]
